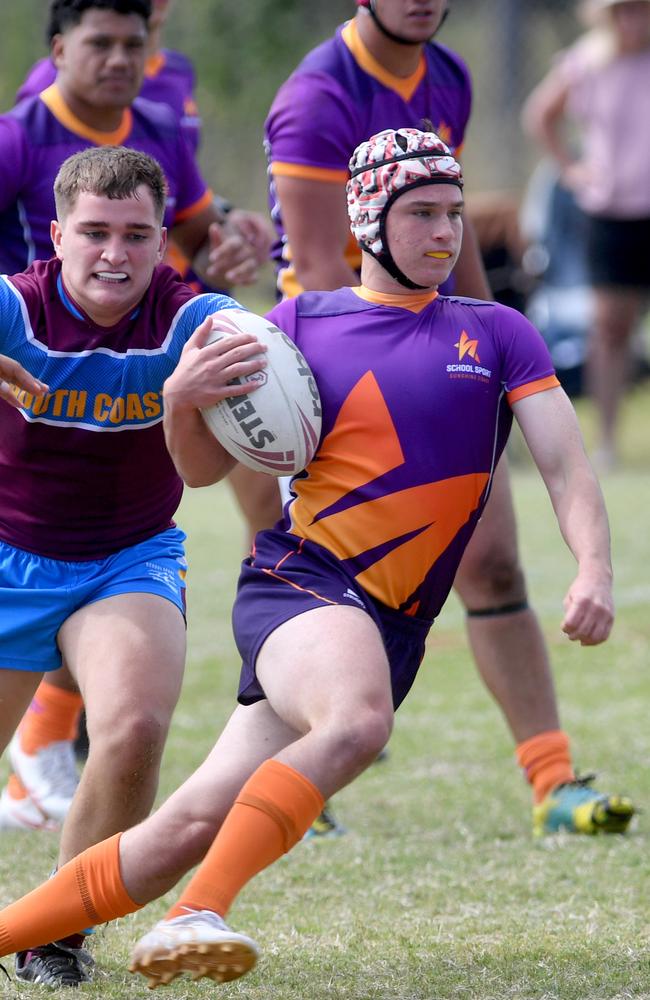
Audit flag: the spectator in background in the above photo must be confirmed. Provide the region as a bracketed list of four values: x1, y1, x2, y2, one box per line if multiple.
[522, 0, 650, 471]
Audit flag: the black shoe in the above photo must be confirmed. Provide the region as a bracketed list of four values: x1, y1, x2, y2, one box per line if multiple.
[15, 936, 94, 987]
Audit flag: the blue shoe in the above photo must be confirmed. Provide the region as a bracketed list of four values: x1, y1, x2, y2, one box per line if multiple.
[533, 774, 635, 836]
[303, 802, 347, 841]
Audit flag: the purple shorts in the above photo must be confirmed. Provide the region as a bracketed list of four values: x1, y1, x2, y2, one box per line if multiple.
[232, 529, 431, 710]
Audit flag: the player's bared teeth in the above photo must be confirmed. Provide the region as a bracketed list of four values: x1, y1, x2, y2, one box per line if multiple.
[95, 272, 128, 281]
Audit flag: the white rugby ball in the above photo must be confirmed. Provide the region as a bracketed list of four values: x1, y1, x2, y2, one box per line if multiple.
[200, 308, 322, 476]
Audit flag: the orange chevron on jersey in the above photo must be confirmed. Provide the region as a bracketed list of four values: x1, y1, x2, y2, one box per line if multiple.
[288, 370, 488, 608]
[289, 370, 405, 523]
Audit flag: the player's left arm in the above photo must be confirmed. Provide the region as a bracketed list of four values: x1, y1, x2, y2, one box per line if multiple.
[162, 315, 267, 487]
[512, 386, 614, 646]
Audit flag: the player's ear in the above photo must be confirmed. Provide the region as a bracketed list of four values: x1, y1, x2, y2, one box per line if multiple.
[50, 33, 65, 70]
[50, 220, 64, 260]
[157, 227, 167, 262]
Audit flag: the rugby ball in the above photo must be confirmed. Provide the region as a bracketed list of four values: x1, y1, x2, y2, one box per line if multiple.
[200, 308, 322, 476]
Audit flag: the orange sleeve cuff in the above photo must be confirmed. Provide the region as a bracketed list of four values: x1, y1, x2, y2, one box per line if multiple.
[507, 374, 560, 405]
[173, 188, 214, 223]
[271, 162, 349, 183]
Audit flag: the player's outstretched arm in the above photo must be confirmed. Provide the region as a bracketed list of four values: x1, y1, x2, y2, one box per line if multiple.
[512, 386, 614, 646]
[0, 353, 48, 409]
[163, 316, 267, 487]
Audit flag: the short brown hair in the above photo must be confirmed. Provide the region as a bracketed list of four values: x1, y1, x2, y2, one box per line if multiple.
[54, 146, 167, 222]
[46, 0, 151, 43]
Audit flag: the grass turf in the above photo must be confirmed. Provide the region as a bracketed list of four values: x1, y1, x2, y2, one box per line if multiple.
[0, 388, 649, 999]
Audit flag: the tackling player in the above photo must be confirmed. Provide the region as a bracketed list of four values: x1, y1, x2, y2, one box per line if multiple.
[0, 145, 266, 986]
[0, 0, 278, 847]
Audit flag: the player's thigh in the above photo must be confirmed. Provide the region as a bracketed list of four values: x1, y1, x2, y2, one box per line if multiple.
[453, 454, 524, 606]
[58, 592, 186, 734]
[256, 604, 393, 735]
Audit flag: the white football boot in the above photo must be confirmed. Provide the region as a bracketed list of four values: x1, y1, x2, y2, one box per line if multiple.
[129, 909, 259, 988]
[9, 733, 79, 822]
[0, 784, 59, 831]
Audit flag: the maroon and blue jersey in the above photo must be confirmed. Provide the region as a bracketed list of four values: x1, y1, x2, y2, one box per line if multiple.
[16, 50, 202, 156]
[265, 286, 559, 623]
[264, 19, 472, 298]
[0, 258, 238, 560]
[0, 84, 212, 275]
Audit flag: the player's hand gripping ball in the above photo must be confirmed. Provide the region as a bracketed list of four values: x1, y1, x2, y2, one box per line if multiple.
[201, 308, 322, 475]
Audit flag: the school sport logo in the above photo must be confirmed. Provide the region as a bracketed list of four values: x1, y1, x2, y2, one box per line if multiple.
[446, 330, 492, 382]
[454, 330, 480, 363]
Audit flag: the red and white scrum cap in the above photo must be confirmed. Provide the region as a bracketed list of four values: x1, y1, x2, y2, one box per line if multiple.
[346, 127, 462, 285]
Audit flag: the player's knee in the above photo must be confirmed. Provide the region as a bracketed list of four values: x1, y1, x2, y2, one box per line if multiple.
[90, 711, 168, 772]
[330, 707, 393, 771]
[458, 549, 527, 607]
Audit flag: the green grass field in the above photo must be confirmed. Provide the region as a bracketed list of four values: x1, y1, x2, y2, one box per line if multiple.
[1, 389, 649, 999]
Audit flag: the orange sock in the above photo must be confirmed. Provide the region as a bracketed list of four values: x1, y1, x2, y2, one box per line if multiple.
[516, 729, 575, 803]
[167, 759, 324, 920]
[18, 681, 84, 754]
[6, 773, 29, 800]
[0, 833, 141, 957]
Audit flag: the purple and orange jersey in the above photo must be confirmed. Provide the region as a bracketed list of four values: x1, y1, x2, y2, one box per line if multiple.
[264, 19, 472, 298]
[265, 286, 559, 623]
[0, 258, 238, 560]
[16, 49, 202, 155]
[0, 85, 212, 275]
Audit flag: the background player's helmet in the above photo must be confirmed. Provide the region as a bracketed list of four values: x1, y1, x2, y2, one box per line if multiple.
[355, 0, 450, 45]
[347, 127, 463, 289]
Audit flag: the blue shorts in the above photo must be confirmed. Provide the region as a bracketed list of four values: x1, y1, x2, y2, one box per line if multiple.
[232, 530, 431, 710]
[0, 527, 187, 673]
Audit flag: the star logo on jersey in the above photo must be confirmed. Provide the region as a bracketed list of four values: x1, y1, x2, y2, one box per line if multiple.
[454, 330, 480, 364]
[446, 331, 492, 382]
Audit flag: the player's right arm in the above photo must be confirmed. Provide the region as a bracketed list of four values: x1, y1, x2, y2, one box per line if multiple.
[266, 68, 361, 292]
[162, 315, 266, 487]
[273, 174, 359, 291]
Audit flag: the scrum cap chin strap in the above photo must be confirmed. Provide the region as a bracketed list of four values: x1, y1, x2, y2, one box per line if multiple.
[364, 0, 449, 45]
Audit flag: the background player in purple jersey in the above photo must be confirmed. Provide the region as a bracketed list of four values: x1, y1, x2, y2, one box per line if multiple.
[0, 0, 279, 839]
[263, 0, 634, 836]
[17, 0, 202, 155]
[0, 0, 268, 285]
[0, 145, 268, 987]
[14, 0, 266, 264]
[0, 129, 618, 991]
